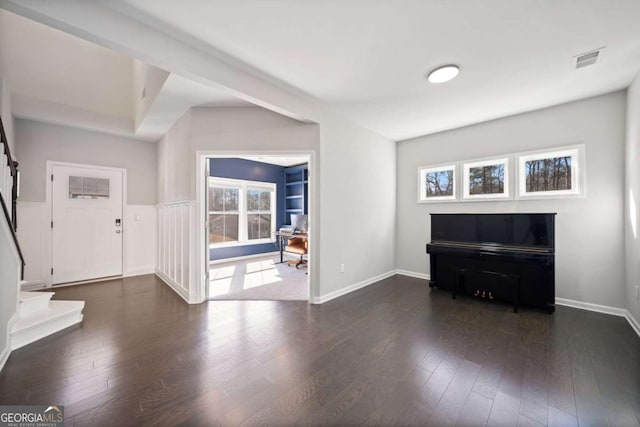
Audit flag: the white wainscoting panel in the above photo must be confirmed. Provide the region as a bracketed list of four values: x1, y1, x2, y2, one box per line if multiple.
[124, 205, 157, 277]
[18, 202, 158, 288]
[16, 202, 48, 288]
[156, 201, 197, 303]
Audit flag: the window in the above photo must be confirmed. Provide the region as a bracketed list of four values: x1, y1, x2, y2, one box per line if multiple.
[463, 157, 510, 200]
[208, 177, 276, 247]
[209, 185, 240, 244]
[418, 164, 456, 202]
[69, 176, 110, 199]
[517, 145, 584, 198]
[247, 188, 272, 240]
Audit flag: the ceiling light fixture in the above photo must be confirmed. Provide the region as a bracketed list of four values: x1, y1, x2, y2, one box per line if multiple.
[427, 64, 460, 84]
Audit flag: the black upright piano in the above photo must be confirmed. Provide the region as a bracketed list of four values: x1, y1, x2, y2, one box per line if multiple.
[426, 213, 556, 313]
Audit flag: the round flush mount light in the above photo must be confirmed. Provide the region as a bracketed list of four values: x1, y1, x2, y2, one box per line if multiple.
[426, 64, 460, 84]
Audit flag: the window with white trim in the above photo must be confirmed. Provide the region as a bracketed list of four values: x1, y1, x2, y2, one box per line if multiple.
[418, 164, 456, 202]
[208, 177, 276, 247]
[517, 145, 584, 198]
[462, 157, 510, 200]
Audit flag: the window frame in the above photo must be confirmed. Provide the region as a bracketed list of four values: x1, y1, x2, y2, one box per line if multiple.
[462, 157, 511, 201]
[516, 145, 585, 199]
[417, 163, 457, 203]
[208, 177, 277, 248]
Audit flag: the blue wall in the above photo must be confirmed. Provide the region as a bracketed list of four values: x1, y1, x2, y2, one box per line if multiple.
[209, 158, 285, 261]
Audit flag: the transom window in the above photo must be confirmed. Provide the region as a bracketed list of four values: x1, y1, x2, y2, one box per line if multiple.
[208, 177, 276, 247]
[517, 145, 584, 198]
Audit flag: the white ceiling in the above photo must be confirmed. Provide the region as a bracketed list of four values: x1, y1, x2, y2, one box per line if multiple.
[136, 73, 250, 140]
[0, 8, 251, 141]
[237, 156, 309, 168]
[117, 0, 640, 140]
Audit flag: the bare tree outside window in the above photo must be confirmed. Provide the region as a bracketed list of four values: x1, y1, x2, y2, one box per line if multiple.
[525, 156, 572, 192]
[208, 186, 240, 244]
[468, 164, 504, 195]
[247, 189, 272, 240]
[425, 170, 454, 197]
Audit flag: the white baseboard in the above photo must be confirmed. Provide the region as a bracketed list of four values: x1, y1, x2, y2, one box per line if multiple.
[124, 267, 156, 278]
[155, 270, 197, 304]
[210, 251, 280, 265]
[555, 298, 639, 338]
[312, 270, 396, 304]
[554, 297, 627, 317]
[20, 280, 48, 291]
[0, 314, 17, 373]
[626, 311, 640, 338]
[395, 269, 430, 280]
[0, 345, 9, 373]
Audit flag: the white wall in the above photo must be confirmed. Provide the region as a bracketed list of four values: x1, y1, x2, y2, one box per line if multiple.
[156, 110, 191, 204]
[625, 74, 640, 324]
[0, 78, 15, 155]
[124, 205, 156, 277]
[0, 9, 133, 120]
[15, 202, 46, 286]
[318, 113, 396, 297]
[133, 59, 169, 130]
[15, 119, 157, 205]
[397, 92, 627, 309]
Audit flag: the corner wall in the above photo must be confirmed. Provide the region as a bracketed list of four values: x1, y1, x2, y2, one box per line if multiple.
[625, 74, 640, 327]
[397, 92, 627, 309]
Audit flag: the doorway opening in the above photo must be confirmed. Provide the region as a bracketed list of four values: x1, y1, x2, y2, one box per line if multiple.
[201, 153, 313, 302]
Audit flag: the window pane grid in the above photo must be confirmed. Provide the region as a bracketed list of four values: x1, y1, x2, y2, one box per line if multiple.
[208, 178, 276, 245]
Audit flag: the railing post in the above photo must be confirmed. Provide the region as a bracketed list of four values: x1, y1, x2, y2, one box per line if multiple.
[11, 160, 18, 231]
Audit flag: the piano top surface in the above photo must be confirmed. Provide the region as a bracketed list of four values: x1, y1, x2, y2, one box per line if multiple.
[428, 240, 554, 254]
[429, 213, 556, 250]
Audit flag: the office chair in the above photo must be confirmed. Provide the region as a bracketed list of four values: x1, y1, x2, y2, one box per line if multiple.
[284, 237, 308, 269]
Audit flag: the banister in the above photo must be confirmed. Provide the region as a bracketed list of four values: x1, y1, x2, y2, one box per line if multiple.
[0, 115, 24, 279]
[0, 116, 17, 178]
[0, 190, 25, 279]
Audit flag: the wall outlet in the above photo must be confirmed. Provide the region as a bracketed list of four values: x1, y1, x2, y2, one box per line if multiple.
[636, 285, 640, 301]
[340, 263, 345, 273]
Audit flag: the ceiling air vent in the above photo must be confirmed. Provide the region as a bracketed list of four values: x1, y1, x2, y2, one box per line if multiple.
[574, 47, 604, 69]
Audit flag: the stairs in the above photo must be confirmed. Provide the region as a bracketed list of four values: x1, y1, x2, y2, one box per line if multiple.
[10, 291, 84, 350]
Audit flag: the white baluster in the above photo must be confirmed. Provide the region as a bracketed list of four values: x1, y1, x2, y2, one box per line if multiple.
[3, 165, 10, 202]
[0, 149, 6, 201]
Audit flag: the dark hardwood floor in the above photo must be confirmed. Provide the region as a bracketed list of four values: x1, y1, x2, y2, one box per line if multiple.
[1, 274, 639, 426]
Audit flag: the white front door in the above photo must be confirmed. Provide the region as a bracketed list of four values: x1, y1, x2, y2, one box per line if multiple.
[51, 165, 123, 284]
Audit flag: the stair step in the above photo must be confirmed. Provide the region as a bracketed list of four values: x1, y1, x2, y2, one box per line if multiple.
[19, 291, 55, 317]
[11, 300, 85, 350]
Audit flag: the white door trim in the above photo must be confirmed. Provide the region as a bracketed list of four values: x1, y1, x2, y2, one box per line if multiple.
[195, 150, 318, 304]
[45, 161, 128, 287]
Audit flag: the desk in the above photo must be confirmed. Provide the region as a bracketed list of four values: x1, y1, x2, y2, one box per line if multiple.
[274, 231, 308, 264]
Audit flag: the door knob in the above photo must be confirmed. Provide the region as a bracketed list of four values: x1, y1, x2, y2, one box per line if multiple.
[116, 230, 121, 234]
